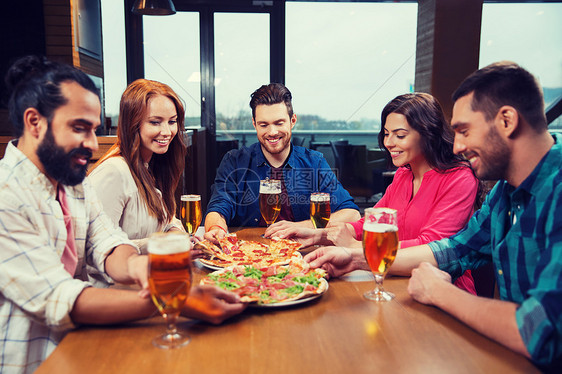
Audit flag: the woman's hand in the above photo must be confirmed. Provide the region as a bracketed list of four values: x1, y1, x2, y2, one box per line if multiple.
[325, 222, 361, 248]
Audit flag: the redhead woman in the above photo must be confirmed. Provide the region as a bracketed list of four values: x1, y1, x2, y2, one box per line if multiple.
[89, 79, 186, 252]
[267, 93, 480, 294]
[89, 79, 247, 320]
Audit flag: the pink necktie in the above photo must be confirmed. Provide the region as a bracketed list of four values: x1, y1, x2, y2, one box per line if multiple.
[57, 185, 78, 276]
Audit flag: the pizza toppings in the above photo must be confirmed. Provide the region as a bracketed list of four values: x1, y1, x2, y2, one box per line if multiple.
[201, 264, 328, 305]
[195, 234, 304, 269]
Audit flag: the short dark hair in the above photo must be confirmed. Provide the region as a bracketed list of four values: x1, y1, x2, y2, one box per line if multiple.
[249, 83, 293, 120]
[378, 93, 467, 171]
[5, 55, 99, 137]
[452, 61, 546, 131]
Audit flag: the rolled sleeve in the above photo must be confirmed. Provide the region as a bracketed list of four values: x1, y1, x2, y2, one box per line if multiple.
[83, 182, 138, 275]
[516, 295, 562, 367]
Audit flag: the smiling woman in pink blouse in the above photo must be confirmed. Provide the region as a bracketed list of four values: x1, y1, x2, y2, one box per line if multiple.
[269, 93, 480, 294]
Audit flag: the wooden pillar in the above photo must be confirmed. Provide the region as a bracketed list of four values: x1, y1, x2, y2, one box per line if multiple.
[415, 0, 483, 120]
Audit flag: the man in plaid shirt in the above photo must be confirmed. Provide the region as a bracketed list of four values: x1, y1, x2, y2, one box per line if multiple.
[0, 56, 244, 374]
[306, 62, 561, 371]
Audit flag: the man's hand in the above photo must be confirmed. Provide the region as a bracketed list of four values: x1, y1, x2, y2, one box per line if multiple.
[325, 222, 361, 248]
[304, 246, 368, 278]
[182, 285, 247, 324]
[407, 262, 452, 305]
[204, 227, 227, 244]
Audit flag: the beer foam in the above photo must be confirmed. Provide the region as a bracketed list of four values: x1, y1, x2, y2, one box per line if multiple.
[259, 183, 281, 194]
[311, 193, 330, 202]
[147, 233, 191, 255]
[363, 222, 398, 233]
[181, 194, 201, 201]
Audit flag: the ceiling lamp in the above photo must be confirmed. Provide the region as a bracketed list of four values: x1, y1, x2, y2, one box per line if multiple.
[132, 0, 176, 16]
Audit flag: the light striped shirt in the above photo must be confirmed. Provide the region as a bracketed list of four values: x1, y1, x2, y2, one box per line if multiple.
[0, 142, 135, 373]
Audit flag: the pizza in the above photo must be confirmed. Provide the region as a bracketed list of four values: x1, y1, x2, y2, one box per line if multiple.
[200, 264, 328, 305]
[195, 234, 304, 269]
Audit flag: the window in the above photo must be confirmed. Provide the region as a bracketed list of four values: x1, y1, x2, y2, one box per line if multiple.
[144, 13, 201, 128]
[285, 2, 418, 150]
[214, 12, 270, 143]
[100, 0, 127, 130]
[480, 2, 562, 128]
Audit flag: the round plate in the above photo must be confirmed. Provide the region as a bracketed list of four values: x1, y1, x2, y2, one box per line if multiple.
[195, 259, 225, 271]
[249, 279, 329, 308]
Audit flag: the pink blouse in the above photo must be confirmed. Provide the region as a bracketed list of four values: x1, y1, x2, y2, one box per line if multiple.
[350, 166, 479, 293]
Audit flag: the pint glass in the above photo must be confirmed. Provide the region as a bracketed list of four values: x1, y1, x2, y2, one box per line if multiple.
[259, 179, 281, 226]
[310, 192, 331, 228]
[180, 194, 202, 235]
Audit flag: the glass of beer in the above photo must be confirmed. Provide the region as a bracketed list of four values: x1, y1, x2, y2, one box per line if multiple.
[259, 179, 281, 226]
[310, 192, 331, 228]
[180, 194, 202, 236]
[362, 207, 399, 302]
[147, 232, 192, 348]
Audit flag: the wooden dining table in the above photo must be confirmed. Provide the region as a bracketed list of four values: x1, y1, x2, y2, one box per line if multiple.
[35, 228, 539, 374]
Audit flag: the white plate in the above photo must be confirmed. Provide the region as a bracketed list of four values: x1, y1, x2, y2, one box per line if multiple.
[195, 259, 225, 271]
[249, 279, 329, 308]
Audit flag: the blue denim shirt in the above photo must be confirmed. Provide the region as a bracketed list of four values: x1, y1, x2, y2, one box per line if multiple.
[206, 142, 359, 227]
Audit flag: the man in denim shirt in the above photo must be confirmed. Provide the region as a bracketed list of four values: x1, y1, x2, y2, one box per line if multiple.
[204, 83, 359, 241]
[306, 62, 561, 371]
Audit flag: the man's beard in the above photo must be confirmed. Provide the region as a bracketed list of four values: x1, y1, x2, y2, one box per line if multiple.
[36, 127, 92, 186]
[475, 125, 510, 181]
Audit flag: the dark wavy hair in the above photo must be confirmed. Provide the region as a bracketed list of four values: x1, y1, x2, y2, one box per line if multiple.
[378, 93, 469, 172]
[249, 83, 293, 120]
[5, 55, 98, 137]
[90, 79, 186, 224]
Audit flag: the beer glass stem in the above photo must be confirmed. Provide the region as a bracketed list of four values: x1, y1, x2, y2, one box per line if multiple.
[374, 274, 384, 296]
[165, 312, 179, 339]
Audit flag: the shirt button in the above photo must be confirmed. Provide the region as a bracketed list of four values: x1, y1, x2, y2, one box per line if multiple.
[498, 269, 503, 276]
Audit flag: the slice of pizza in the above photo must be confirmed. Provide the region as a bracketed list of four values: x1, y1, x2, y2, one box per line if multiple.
[200, 265, 264, 303]
[268, 237, 303, 256]
[217, 234, 240, 255]
[194, 240, 233, 263]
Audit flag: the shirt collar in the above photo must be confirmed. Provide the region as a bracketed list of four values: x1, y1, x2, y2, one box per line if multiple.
[516, 136, 561, 196]
[4, 140, 57, 198]
[254, 143, 293, 169]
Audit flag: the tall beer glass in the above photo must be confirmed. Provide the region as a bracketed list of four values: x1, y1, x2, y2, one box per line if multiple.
[362, 207, 398, 302]
[148, 232, 192, 348]
[180, 194, 202, 235]
[310, 192, 331, 228]
[259, 179, 281, 226]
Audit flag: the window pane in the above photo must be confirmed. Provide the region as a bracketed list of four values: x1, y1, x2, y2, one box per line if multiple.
[214, 12, 269, 141]
[144, 13, 201, 128]
[101, 0, 127, 131]
[286, 2, 417, 149]
[480, 2, 562, 128]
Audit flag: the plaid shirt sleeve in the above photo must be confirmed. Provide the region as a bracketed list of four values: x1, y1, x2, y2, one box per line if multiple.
[514, 184, 562, 368]
[428, 187, 496, 279]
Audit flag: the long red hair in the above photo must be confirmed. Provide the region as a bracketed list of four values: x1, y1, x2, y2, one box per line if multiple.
[91, 79, 186, 223]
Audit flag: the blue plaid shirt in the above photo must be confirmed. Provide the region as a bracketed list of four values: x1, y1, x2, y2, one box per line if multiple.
[429, 140, 562, 369]
[207, 142, 359, 227]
